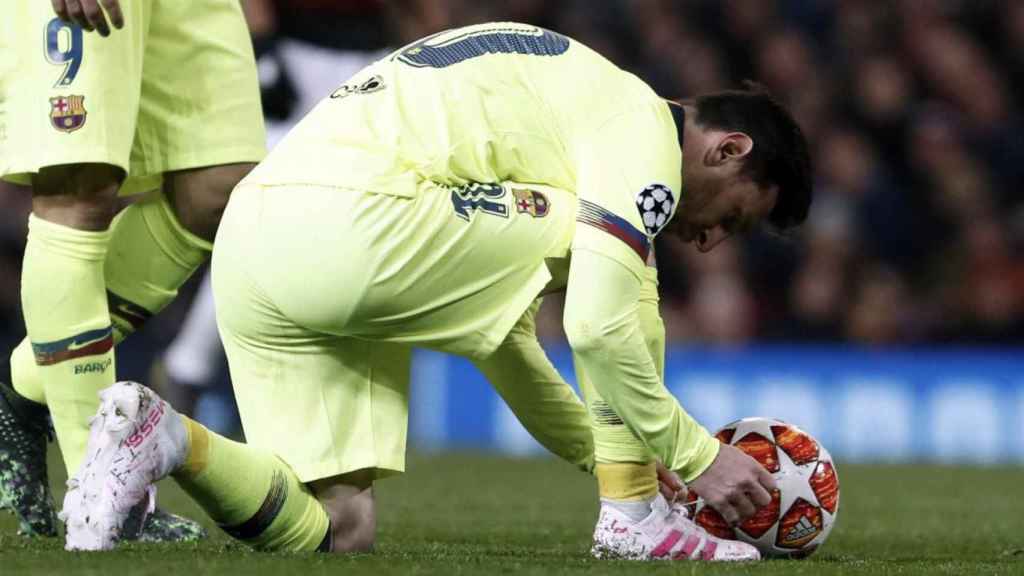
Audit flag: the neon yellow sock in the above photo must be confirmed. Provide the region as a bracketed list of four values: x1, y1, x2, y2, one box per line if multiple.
[595, 462, 658, 501]
[105, 191, 210, 340]
[10, 192, 209, 407]
[173, 417, 330, 551]
[21, 214, 114, 475]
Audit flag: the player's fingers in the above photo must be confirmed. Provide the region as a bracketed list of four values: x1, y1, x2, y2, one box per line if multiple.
[64, 0, 91, 31]
[659, 481, 677, 503]
[656, 461, 683, 493]
[746, 479, 773, 508]
[729, 493, 757, 523]
[99, 0, 124, 29]
[756, 465, 778, 492]
[81, 0, 110, 36]
[715, 498, 740, 526]
[51, 0, 70, 23]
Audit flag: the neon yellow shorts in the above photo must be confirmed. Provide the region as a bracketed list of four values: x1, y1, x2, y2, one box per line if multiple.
[212, 179, 575, 482]
[213, 187, 413, 482]
[0, 0, 266, 195]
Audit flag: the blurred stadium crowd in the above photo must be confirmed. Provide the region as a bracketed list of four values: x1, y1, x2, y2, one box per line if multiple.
[2, 0, 1023, 355]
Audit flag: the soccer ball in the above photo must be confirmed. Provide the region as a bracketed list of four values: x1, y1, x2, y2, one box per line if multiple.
[688, 417, 840, 558]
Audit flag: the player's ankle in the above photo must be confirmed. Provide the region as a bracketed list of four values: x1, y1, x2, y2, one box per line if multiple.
[173, 414, 209, 478]
[601, 496, 656, 522]
[596, 462, 658, 498]
[596, 462, 659, 522]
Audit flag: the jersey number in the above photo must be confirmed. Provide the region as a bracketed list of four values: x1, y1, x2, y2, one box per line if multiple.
[395, 27, 569, 69]
[45, 18, 84, 87]
[451, 183, 509, 221]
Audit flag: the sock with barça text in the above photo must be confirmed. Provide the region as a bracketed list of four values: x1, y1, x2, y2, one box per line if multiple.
[20, 214, 114, 475]
[10, 191, 209, 410]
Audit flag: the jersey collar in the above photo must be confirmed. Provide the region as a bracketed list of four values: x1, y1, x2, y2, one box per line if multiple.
[667, 100, 686, 151]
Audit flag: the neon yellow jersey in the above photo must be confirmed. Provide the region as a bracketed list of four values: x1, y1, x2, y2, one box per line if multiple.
[245, 21, 683, 280]
[238, 22, 717, 478]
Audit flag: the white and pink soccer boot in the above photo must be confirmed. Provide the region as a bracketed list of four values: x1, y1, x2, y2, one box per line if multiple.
[591, 493, 760, 562]
[60, 381, 189, 551]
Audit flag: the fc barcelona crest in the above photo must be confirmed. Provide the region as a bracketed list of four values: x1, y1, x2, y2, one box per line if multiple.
[513, 188, 550, 218]
[50, 95, 87, 133]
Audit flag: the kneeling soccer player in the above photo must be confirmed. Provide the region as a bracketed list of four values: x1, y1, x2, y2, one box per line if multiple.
[60, 22, 812, 561]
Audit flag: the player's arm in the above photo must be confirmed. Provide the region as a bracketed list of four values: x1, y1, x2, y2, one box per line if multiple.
[563, 248, 719, 481]
[638, 262, 666, 385]
[569, 102, 774, 522]
[568, 104, 717, 480]
[472, 300, 595, 473]
[567, 217, 776, 522]
[475, 298, 689, 501]
[51, 0, 124, 37]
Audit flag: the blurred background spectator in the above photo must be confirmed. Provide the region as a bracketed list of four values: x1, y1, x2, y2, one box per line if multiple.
[3, 0, 1023, 398]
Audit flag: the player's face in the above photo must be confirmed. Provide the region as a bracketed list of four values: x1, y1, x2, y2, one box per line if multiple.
[674, 127, 778, 252]
[674, 179, 778, 253]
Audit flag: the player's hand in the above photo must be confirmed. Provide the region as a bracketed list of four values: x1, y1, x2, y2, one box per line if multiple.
[656, 461, 687, 503]
[51, 0, 125, 37]
[688, 443, 776, 525]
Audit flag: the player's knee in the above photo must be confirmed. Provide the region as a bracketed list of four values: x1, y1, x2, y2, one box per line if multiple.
[165, 162, 255, 241]
[30, 163, 124, 230]
[311, 469, 377, 553]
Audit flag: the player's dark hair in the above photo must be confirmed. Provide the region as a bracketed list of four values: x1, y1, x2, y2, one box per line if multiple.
[691, 83, 813, 231]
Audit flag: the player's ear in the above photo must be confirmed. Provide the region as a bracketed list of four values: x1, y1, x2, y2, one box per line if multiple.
[710, 133, 754, 167]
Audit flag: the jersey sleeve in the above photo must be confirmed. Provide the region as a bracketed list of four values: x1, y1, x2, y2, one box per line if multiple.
[566, 100, 720, 480]
[573, 100, 683, 278]
[563, 249, 719, 481]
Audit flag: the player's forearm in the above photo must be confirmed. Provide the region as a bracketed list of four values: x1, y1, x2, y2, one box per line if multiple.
[473, 302, 594, 472]
[570, 320, 718, 481]
[564, 250, 719, 481]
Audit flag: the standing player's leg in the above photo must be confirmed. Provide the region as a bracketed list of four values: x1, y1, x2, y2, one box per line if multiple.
[0, 0, 147, 536]
[24, 164, 121, 471]
[0, 165, 121, 537]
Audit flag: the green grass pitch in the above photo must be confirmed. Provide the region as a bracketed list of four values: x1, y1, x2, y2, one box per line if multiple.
[2, 451, 1022, 575]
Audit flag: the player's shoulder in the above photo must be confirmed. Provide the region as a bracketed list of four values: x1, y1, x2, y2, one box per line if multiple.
[585, 90, 679, 157]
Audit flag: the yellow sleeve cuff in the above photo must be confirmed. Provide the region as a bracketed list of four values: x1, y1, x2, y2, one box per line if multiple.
[679, 432, 721, 483]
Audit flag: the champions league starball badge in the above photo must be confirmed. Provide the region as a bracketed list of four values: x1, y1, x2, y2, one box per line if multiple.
[635, 183, 675, 236]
